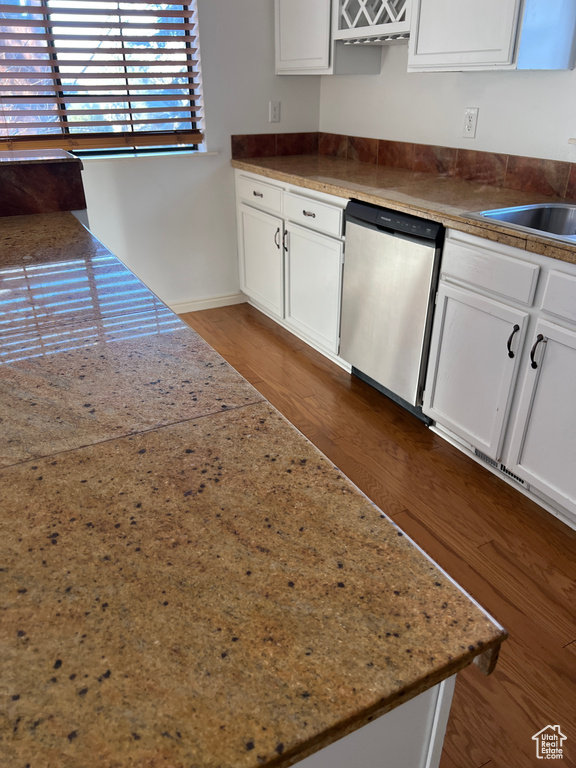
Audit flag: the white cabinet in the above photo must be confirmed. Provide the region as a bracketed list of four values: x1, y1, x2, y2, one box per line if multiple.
[236, 175, 282, 214]
[506, 272, 576, 517]
[235, 171, 347, 361]
[408, 0, 576, 71]
[296, 677, 455, 768]
[237, 174, 285, 319]
[238, 204, 284, 319]
[424, 284, 528, 461]
[408, 0, 521, 70]
[275, 0, 331, 73]
[425, 230, 576, 528]
[334, 0, 411, 42]
[284, 221, 343, 354]
[274, 0, 382, 75]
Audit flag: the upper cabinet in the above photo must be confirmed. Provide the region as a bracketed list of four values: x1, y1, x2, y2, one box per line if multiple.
[408, 0, 576, 72]
[275, 0, 332, 73]
[276, 0, 576, 75]
[334, 0, 411, 42]
[275, 0, 382, 75]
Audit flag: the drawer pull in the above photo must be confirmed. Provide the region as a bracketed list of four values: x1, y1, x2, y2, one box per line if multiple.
[274, 227, 280, 249]
[253, 190, 264, 198]
[506, 324, 520, 358]
[303, 209, 316, 218]
[530, 334, 546, 369]
[282, 229, 288, 252]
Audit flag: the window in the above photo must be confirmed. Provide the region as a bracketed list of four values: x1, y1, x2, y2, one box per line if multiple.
[0, 0, 203, 152]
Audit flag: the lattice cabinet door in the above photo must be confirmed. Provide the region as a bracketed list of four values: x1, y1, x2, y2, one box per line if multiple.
[334, 0, 411, 40]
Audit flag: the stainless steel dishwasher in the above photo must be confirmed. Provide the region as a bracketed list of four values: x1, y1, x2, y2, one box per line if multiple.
[340, 200, 444, 422]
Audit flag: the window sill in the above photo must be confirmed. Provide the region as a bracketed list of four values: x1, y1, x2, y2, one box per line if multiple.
[78, 148, 220, 163]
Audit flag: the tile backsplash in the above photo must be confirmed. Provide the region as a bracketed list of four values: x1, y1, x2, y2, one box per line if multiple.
[231, 132, 318, 160]
[231, 132, 576, 199]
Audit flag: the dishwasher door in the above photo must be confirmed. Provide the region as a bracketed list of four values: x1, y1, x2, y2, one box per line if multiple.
[339, 217, 439, 408]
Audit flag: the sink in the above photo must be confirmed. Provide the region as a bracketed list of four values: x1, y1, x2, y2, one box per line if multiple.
[466, 203, 576, 245]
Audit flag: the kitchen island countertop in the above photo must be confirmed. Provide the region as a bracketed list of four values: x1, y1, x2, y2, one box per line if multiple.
[0, 212, 506, 768]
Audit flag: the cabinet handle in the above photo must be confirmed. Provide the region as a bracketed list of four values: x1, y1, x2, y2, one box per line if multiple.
[303, 209, 316, 218]
[529, 334, 546, 369]
[274, 227, 280, 249]
[253, 190, 264, 198]
[506, 324, 520, 358]
[282, 229, 288, 252]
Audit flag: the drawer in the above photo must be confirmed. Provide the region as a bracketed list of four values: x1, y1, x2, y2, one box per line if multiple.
[236, 174, 282, 213]
[283, 192, 343, 237]
[441, 235, 539, 305]
[541, 270, 576, 325]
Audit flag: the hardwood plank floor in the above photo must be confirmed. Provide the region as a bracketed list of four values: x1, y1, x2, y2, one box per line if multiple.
[181, 303, 576, 768]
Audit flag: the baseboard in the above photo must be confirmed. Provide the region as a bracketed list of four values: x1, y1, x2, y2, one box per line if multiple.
[246, 299, 352, 373]
[429, 424, 576, 532]
[171, 292, 246, 314]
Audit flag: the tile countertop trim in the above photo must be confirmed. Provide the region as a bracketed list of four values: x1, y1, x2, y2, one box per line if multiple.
[232, 155, 576, 266]
[0, 212, 506, 768]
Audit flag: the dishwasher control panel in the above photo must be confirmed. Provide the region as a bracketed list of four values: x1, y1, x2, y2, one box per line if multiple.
[345, 199, 442, 242]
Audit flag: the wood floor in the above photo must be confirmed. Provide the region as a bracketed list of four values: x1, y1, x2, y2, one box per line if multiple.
[181, 303, 576, 768]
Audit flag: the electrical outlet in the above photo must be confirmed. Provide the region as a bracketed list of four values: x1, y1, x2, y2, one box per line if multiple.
[463, 107, 479, 138]
[269, 101, 280, 123]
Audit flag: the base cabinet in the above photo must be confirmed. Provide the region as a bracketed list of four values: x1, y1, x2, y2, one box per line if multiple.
[424, 283, 528, 461]
[284, 221, 343, 354]
[296, 677, 455, 768]
[236, 177, 576, 528]
[235, 170, 347, 363]
[238, 204, 284, 319]
[506, 319, 576, 515]
[424, 230, 576, 527]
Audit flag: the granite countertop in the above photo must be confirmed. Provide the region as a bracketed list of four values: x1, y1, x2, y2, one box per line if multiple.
[0, 213, 506, 768]
[0, 149, 80, 165]
[232, 155, 576, 265]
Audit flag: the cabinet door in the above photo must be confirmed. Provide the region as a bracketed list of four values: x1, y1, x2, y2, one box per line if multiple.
[275, 0, 331, 73]
[408, 0, 521, 70]
[423, 283, 528, 460]
[284, 222, 343, 354]
[238, 204, 284, 319]
[505, 320, 576, 519]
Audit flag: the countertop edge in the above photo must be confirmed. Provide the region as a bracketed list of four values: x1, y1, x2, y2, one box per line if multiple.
[231, 158, 576, 266]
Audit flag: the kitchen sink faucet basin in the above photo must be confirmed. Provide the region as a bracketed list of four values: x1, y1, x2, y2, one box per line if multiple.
[466, 203, 576, 244]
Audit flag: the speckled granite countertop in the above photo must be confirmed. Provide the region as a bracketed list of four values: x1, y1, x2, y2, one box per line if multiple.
[0, 213, 506, 768]
[232, 155, 576, 265]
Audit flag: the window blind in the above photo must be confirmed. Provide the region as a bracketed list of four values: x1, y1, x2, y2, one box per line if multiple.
[0, 0, 203, 151]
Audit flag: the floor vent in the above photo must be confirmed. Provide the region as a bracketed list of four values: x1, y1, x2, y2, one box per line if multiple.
[474, 449, 498, 468]
[499, 464, 527, 486]
[474, 450, 527, 486]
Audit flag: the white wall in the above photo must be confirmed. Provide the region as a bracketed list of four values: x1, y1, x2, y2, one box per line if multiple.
[320, 44, 576, 163]
[81, 0, 320, 311]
